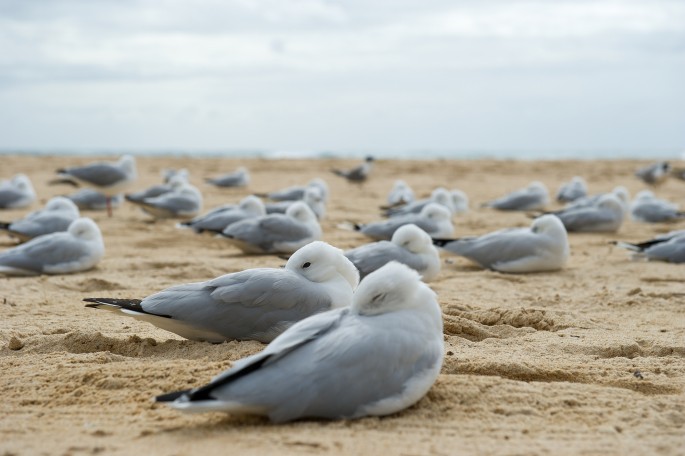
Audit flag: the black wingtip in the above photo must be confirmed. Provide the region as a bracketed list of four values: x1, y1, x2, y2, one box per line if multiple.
[155, 389, 192, 403]
[49, 178, 79, 187]
[432, 238, 455, 247]
[0, 222, 10, 230]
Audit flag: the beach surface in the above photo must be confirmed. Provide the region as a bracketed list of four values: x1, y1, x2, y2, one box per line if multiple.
[1, 155, 684, 455]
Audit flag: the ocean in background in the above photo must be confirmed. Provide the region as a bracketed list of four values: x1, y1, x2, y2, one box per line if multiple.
[0, 148, 681, 161]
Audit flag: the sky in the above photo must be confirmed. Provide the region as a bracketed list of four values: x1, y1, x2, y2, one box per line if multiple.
[0, 0, 683, 155]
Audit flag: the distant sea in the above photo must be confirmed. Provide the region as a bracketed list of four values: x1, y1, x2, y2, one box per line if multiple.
[0, 148, 681, 161]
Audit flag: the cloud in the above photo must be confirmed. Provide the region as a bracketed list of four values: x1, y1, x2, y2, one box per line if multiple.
[0, 0, 682, 150]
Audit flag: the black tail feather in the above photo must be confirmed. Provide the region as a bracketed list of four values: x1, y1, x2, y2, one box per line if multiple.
[0, 222, 10, 230]
[84, 297, 173, 318]
[49, 178, 79, 187]
[432, 238, 456, 247]
[155, 389, 193, 403]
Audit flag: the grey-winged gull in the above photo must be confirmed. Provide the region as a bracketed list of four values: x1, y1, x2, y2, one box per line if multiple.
[155, 261, 443, 423]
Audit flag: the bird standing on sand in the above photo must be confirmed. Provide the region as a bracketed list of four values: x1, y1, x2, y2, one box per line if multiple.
[331, 156, 374, 183]
[51, 155, 137, 217]
[154, 262, 444, 423]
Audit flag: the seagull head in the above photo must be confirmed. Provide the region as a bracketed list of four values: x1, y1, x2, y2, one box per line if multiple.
[392, 224, 434, 255]
[287, 241, 359, 290]
[352, 262, 434, 316]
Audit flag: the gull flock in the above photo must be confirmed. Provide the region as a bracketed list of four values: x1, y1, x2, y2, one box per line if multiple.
[1, 155, 684, 423]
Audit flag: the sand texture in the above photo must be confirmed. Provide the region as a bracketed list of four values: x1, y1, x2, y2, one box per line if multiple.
[1, 155, 684, 455]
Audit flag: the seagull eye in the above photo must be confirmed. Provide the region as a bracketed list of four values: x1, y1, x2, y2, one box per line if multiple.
[372, 293, 383, 302]
[302, 262, 311, 269]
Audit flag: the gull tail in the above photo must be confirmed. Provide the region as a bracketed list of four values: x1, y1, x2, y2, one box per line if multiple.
[330, 169, 346, 178]
[432, 238, 457, 248]
[49, 178, 79, 187]
[155, 389, 193, 403]
[337, 221, 362, 232]
[83, 297, 173, 318]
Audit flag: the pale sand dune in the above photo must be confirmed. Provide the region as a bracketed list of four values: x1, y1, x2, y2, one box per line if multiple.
[1, 155, 684, 455]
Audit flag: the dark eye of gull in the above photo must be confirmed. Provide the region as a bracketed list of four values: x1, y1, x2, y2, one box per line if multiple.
[302, 262, 311, 268]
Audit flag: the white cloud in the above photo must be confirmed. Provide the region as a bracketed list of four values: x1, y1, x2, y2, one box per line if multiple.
[0, 0, 682, 151]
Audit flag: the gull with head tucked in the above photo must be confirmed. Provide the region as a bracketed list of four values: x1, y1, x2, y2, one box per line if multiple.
[155, 261, 443, 423]
[553, 194, 625, 233]
[483, 181, 549, 211]
[434, 214, 569, 273]
[0, 217, 104, 276]
[0, 196, 80, 242]
[85, 241, 359, 343]
[179, 195, 266, 234]
[127, 180, 203, 220]
[351, 203, 454, 241]
[345, 224, 441, 281]
[0, 174, 36, 209]
[221, 201, 322, 254]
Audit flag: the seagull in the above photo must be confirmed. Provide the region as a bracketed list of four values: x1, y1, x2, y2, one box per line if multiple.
[350, 203, 454, 241]
[331, 156, 374, 183]
[264, 186, 326, 220]
[220, 201, 322, 254]
[0, 196, 80, 242]
[205, 167, 250, 188]
[482, 181, 549, 211]
[635, 161, 670, 186]
[563, 186, 631, 213]
[66, 189, 124, 212]
[345, 224, 441, 281]
[125, 172, 189, 204]
[154, 261, 443, 423]
[450, 189, 470, 215]
[84, 241, 359, 343]
[52, 155, 137, 217]
[127, 180, 203, 220]
[612, 230, 685, 263]
[0, 174, 36, 209]
[433, 214, 569, 273]
[550, 194, 625, 233]
[382, 187, 453, 218]
[0, 217, 104, 276]
[630, 191, 684, 223]
[556, 176, 588, 203]
[162, 168, 189, 184]
[256, 178, 329, 202]
[179, 195, 266, 234]
[386, 180, 415, 207]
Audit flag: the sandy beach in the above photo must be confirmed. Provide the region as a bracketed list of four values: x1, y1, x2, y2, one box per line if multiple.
[1, 155, 683, 455]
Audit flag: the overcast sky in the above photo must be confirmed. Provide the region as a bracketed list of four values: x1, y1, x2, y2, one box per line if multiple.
[0, 0, 683, 155]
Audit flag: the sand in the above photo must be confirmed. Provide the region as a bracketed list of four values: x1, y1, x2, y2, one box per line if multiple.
[1, 155, 683, 456]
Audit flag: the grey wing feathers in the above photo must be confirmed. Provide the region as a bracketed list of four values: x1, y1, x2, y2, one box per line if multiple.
[0, 234, 88, 273]
[182, 309, 347, 401]
[347, 243, 425, 278]
[442, 229, 535, 268]
[65, 163, 128, 187]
